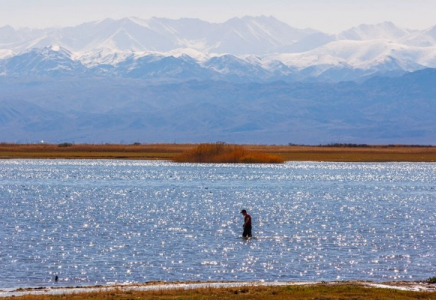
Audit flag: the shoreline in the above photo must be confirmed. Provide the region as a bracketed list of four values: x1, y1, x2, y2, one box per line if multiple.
[1, 280, 435, 298]
[1, 143, 436, 162]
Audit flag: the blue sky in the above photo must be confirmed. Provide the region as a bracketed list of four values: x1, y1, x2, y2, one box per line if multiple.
[1, 0, 436, 33]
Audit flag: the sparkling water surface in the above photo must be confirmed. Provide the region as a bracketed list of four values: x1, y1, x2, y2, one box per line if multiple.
[0, 159, 435, 289]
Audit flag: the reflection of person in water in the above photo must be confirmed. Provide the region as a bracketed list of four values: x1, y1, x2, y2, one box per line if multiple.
[240, 209, 252, 238]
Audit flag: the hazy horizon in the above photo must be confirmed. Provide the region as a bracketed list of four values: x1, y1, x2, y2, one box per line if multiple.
[1, 0, 436, 34]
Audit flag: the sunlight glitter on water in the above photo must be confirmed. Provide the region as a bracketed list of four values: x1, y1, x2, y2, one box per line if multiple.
[0, 160, 435, 288]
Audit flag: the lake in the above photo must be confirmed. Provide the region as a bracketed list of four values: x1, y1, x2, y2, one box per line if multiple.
[0, 159, 435, 289]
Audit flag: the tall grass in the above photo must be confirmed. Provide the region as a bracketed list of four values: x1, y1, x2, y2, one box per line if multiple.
[172, 143, 285, 163]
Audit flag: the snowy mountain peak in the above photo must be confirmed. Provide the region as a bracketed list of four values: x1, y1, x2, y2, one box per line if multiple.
[0, 25, 16, 40]
[338, 22, 411, 41]
[400, 24, 436, 47]
[36, 45, 72, 57]
[0, 49, 15, 59]
[1, 16, 435, 56]
[1, 17, 436, 82]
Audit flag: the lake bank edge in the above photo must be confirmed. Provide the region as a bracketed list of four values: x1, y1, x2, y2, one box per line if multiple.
[1, 280, 436, 298]
[1, 144, 436, 162]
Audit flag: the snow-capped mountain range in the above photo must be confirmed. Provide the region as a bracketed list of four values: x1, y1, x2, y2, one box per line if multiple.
[1, 16, 436, 82]
[2, 16, 436, 144]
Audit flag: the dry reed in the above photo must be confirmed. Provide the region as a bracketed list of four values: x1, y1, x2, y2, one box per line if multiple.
[172, 143, 285, 163]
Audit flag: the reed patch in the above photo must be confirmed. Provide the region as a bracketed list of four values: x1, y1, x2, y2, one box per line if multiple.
[172, 143, 285, 163]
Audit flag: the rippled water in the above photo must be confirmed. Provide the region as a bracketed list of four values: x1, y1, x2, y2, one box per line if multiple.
[1, 160, 435, 289]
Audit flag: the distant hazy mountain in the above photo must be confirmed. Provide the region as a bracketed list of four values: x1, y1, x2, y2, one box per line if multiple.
[1, 17, 436, 82]
[2, 16, 436, 55]
[1, 68, 435, 144]
[2, 42, 436, 83]
[338, 22, 413, 41]
[0, 16, 317, 54]
[203, 16, 318, 55]
[1, 17, 436, 145]
[401, 25, 436, 47]
[0, 46, 89, 77]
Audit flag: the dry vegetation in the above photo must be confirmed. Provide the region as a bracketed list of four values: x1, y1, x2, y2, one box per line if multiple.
[3, 283, 436, 300]
[172, 143, 285, 163]
[260, 145, 436, 162]
[1, 143, 436, 162]
[0, 143, 193, 160]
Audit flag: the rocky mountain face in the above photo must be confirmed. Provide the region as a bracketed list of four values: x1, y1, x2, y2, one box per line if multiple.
[1, 69, 435, 144]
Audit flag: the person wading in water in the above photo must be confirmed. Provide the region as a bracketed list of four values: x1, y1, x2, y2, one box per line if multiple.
[240, 209, 252, 238]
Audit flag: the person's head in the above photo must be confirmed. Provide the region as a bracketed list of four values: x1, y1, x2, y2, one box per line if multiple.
[241, 209, 247, 215]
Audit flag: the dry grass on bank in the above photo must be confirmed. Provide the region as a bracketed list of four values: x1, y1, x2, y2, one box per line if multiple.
[0, 143, 193, 160]
[1, 143, 436, 162]
[4, 283, 436, 300]
[268, 146, 436, 162]
[172, 143, 285, 163]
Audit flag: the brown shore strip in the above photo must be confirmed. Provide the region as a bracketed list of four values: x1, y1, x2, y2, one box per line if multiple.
[1, 281, 436, 299]
[1, 143, 436, 162]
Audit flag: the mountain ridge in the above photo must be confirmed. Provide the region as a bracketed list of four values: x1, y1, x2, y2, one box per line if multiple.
[2, 42, 436, 83]
[1, 17, 436, 144]
[1, 68, 435, 144]
[2, 16, 436, 82]
[1, 16, 435, 53]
